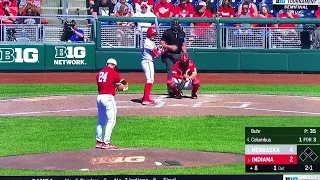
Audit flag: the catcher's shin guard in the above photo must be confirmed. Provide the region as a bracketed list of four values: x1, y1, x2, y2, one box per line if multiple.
[167, 78, 179, 94]
[192, 78, 200, 94]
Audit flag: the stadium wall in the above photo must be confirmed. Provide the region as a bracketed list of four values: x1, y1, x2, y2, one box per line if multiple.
[1, 43, 320, 72]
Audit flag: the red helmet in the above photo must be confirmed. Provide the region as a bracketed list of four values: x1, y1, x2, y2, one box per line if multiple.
[179, 52, 190, 66]
[147, 26, 158, 38]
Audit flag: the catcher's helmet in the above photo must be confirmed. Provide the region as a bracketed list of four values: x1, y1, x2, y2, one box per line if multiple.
[147, 26, 158, 38]
[179, 52, 190, 66]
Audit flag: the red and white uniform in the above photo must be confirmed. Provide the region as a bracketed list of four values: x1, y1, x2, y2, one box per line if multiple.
[141, 33, 164, 103]
[172, 60, 197, 90]
[95, 66, 120, 144]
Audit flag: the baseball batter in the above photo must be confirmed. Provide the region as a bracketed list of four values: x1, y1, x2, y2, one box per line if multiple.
[167, 52, 200, 99]
[95, 58, 123, 149]
[141, 26, 164, 105]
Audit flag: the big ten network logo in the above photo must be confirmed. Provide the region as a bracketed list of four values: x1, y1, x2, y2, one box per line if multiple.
[54, 46, 87, 66]
[90, 156, 146, 165]
[0, 48, 39, 63]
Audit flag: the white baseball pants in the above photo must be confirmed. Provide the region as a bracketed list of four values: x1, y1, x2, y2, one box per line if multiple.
[96, 94, 117, 144]
[141, 60, 154, 83]
[173, 78, 193, 90]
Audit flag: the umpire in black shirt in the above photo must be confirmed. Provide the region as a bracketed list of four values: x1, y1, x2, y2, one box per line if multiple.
[160, 18, 187, 97]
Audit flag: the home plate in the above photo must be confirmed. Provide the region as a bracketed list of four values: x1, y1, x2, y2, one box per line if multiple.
[168, 104, 189, 107]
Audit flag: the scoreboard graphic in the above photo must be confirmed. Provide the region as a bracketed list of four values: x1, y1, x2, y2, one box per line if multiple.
[245, 127, 320, 172]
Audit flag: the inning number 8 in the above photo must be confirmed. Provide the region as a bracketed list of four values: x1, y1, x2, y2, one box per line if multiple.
[98, 72, 108, 82]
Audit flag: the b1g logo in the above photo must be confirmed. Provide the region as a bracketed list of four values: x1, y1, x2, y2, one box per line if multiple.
[0, 48, 39, 63]
[55, 46, 86, 59]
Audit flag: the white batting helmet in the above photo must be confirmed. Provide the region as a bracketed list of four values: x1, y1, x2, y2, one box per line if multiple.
[106, 58, 117, 66]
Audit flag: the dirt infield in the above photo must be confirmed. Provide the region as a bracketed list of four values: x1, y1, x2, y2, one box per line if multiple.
[0, 148, 243, 171]
[1, 94, 320, 116]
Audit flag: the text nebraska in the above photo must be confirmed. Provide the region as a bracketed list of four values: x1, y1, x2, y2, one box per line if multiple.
[251, 147, 280, 153]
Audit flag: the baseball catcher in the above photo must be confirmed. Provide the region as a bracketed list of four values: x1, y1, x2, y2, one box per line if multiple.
[166, 52, 200, 99]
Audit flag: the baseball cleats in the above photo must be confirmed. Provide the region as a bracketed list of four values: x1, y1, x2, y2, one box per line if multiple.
[191, 94, 198, 99]
[142, 99, 156, 105]
[101, 143, 119, 149]
[175, 94, 182, 99]
[95, 140, 103, 148]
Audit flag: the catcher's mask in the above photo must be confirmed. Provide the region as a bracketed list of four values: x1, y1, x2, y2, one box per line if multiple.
[179, 53, 190, 66]
[171, 19, 180, 34]
[146, 26, 158, 39]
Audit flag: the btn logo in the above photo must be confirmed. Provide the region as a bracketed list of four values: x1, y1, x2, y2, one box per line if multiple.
[0, 48, 39, 63]
[55, 46, 86, 59]
[54, 46, 87, 66]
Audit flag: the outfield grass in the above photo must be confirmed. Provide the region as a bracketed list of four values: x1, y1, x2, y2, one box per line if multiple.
[1, 116, 320, 175]
[1, 84, 320, 99]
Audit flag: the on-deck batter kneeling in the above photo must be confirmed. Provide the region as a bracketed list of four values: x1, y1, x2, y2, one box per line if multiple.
[141, 26, 165, 105]
[167, 52, 200, 99]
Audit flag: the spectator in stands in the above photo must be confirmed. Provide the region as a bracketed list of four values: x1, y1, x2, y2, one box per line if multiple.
[134, 0, 153, 13]
[115, 4, 134, 25]
[237, 0, 258, 17]
[0, 0, 18, 24]
[21, 3, 40, 24]
[114, 0, 134, 14]
[189, 2, 215, 46]
[89, 0, 95, 14]
[154, 0, 174, 26]
[19, 0, 48, 24]
[235, 2, 255, 35]
[275, 9, 299, 48]
[69, 20, 85, 42]
[218, 0, 234, 18]
[277, 9, 298, 28]
[197, 0, 216, 15]
[134, 2, 156, 32]
[174, 0, 194, 18]
[92, 0, 116, 18]
[255, 5, 274, 27]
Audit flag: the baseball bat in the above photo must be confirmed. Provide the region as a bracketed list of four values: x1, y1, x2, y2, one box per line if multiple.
[154, 17, 160, 34]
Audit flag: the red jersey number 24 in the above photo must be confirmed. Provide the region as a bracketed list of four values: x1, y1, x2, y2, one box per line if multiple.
[98, 72, 108, 82]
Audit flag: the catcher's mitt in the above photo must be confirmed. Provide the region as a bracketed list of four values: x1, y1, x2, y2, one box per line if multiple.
[117, 79, 128, 91]
[177, 79, 186, 91]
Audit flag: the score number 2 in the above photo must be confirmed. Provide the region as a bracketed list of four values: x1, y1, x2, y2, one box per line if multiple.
[98, 72, 108, 82]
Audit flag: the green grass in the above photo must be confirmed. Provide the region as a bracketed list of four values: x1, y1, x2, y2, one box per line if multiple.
[2, 84, 320, 99]
[1, 116, 320, 175]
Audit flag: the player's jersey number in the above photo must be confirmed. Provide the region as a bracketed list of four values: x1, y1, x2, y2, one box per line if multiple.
[98, 72, 108, 82]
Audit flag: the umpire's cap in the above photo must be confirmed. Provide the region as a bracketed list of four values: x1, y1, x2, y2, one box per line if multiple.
[106, 58, 117, 66]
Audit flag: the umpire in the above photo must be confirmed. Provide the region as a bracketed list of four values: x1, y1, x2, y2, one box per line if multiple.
[160, 18, 187, 97]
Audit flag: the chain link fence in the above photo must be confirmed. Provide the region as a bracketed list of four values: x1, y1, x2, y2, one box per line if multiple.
[269, 28, 302, 49]
[225, 27, 266, 49]
[139, 26, 217, 49]
[100, 25, 136, 48]
[3, 24, 39, 42]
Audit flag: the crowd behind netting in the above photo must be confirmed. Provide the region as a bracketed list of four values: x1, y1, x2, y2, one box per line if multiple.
[1, 0, 320, 48]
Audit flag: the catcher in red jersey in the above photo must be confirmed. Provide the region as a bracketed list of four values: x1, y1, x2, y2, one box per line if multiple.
[167, 52, 200, 99]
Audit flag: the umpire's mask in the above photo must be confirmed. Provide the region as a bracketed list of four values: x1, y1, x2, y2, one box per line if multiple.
[171, 19, 180, 34]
